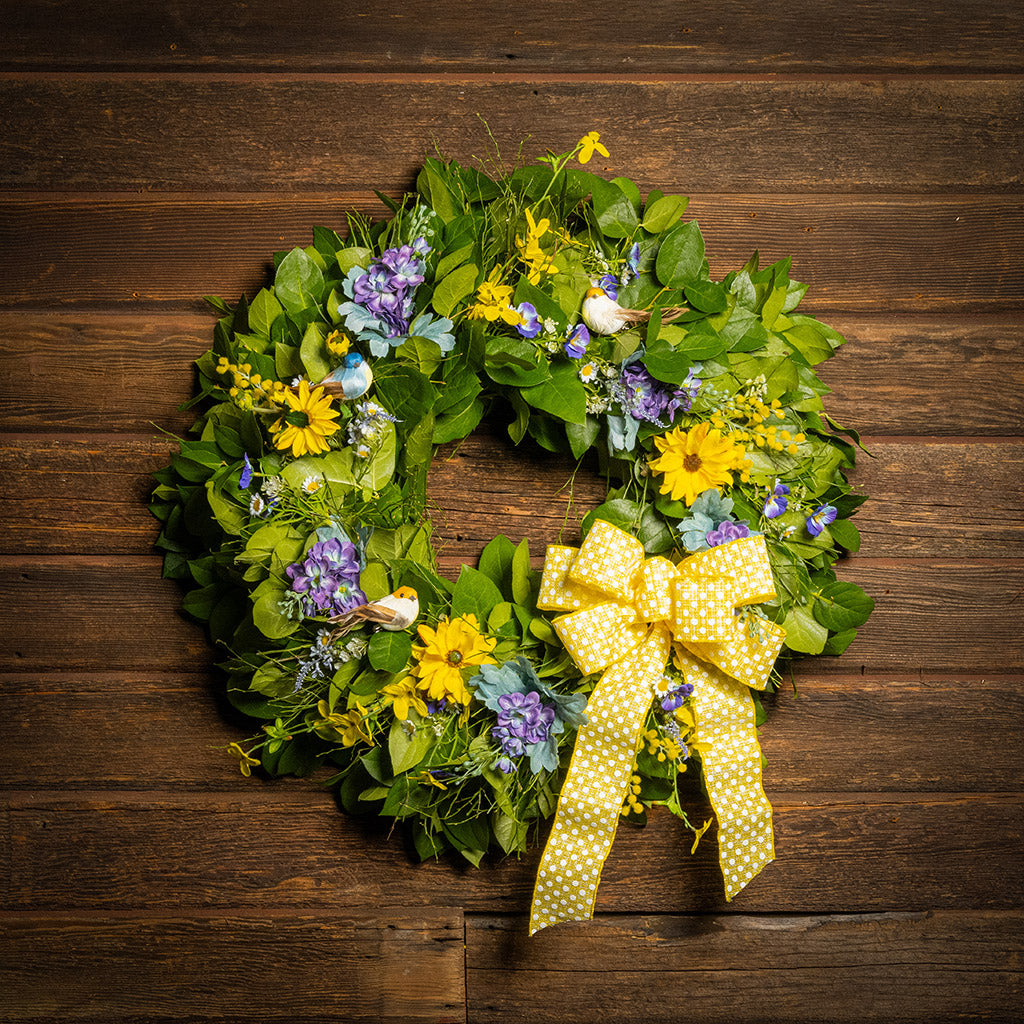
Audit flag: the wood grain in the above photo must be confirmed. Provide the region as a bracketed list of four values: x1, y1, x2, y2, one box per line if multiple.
[4, 791, 1021, 913]
[2, 1, 1022, 72]
[2, 194, 1021, 312]
[465, 911, 1024, 1024]
[1, 313, 1020, 436]
[2, 673, 1019, 793]
[1, 556, 1021, 674]
[3, 80, 1022, 193]
[0, 909, 466, 1023]
[2, 432, 1021, 560]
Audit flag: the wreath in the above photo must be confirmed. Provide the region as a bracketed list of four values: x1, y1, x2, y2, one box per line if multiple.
[151, 133, 873, 933]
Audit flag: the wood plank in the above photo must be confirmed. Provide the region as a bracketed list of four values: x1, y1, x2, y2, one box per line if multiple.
[0, 313, 1020, 436]
[3, 80, 1021, 192]
[0, 909, 466, 1023]
[1, 195, 1021, 313]
[465, 911, 1024, 1024]
[4, 791, 1021, 912]
[2, 674, 1019, 793]
[0, 557, 1020, 674]
[2, 1, 1022, 72]
[2, 433, 1022, 560]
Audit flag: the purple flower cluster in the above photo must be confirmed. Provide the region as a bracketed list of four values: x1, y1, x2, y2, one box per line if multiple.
[285, 537, 365, 617]
[350, 238, 430, 339]
[616, 362, 697, 426]
[491, 691, 556, 758]
[706, 520, 752, 547]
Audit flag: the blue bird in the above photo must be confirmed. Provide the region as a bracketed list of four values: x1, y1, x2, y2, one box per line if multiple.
[319, 352, 373, 400]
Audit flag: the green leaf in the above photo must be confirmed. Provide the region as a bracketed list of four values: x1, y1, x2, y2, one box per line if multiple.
[252, 590, 299, 640]
[274, 247, 325, 314]
[683, 279, 728, 314]
[655, 221, 705, 289]
[452, 565, 504, 622]
[828, 519, 861, 552]
[760, 284, 788, 330]
[478, 535, 516, 594]
[435, 242, 474, 280]
[432, 263, 478, 317]
[591, 177, 639, 238]
[248, 288, 283, 338]
[783, 323, 834, 366]
[204, 481, 245, 535]
[511, 538, 532, 606]
[812, 581, 875, 632]
[641, 193, 689, 233]
[388, 712, 435, 774]
[781, 605, 828, 654]
[337, 247, 373, 275]
[485, 336, 551, 387]
[367, 630, 414, 673]
[566, 416, 599, 460]
[492, 811, 528, 855]
[521, 362, 587, 424]
[299, 322, 330, 381]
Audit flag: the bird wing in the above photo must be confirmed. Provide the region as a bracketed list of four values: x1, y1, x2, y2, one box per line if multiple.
[619, 305, 688, 325]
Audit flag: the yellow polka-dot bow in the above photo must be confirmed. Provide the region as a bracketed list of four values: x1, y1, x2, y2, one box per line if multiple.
[529, 519, 785, 935]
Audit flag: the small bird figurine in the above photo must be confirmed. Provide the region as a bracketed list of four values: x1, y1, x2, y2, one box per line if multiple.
[581, 286, 688, 336]
[319, 352, 373, 400]
[329, 586, 419, 638]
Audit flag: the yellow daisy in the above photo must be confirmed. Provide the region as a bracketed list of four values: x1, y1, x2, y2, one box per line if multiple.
[648, 422, 749, 506]
[272, 380, 341, 457]
[410, 614, 497, 708]
[381, 677, 429, 721]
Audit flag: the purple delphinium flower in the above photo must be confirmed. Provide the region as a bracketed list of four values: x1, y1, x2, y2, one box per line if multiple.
[380, 244, 427, 290]
[806, 504, 838, 537]
[425, 698, 450, 715]
[764, 480, 790, 519]
[706, 520, 752, 547]
[515, 301, 541, 339]
[239, 452, 253, 490]
[494, 756, 516, 774]
[598, 273, 619, 300]
[616, 361, 690, 425]
[660, 681, 695, 713]
[285, 537, 365, 617]
[563, 323, 590, 359]
[491, 691, 556, 759]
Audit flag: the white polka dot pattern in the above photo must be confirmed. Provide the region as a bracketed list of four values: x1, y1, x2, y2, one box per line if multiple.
[528, 522, 784, 934]
[678, 647, 776, 900]
[529, 627, 671, 934]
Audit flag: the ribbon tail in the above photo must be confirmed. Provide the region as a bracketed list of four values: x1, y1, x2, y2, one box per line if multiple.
[682, 650, 775, 900]
[529, 627, 670, 935]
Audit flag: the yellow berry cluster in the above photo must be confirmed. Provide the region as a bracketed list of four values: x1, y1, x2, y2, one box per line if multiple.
[643, 727, 688, 770]
[621, 774, 645, 817]
[325, 330, 349, 356]
[710, 393, 805, 456]
[215, 357, 289, 406]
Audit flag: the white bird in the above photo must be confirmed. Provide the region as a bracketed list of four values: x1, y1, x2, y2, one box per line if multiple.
[580, 286, 688, 336]
[328, 586, 419, 637]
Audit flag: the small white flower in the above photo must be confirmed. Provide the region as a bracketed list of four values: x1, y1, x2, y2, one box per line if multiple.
[355, 443, 372, 459]
[290, 376, 304, 387]
[579, 361, 598, 383]
[249, 493, 267, 517]
[358, 400, 384, 419]
[262, 476, 286, 498]
[301, 475, 323, 494]
[542, 317, 557, 336]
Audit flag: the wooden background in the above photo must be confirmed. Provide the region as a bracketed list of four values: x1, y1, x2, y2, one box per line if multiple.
[1, 3, 1022, 1021]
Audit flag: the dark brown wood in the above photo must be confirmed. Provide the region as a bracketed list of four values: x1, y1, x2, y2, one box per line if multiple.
[3, 80, 1021, 193]
[465, 911, 1024, 1024]
[1, 313, 1020, 436]
[1, 556, 1021, 674]
[1, 433, 1021, 559]
[2, 673, 1019, 793]
[4, 790, 1021, 913]
[2, 1, 1023, 72]
[2, 195, 1022, 313]
[0, 909, 466, 1023]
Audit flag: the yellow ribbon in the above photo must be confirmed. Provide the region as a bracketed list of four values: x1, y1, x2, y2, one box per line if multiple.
[529, 519, 786, 934]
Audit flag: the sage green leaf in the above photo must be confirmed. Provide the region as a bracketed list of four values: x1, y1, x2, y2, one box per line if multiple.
[274, 247, 325, 314]
[655, 221, 705, 288]
[641, 194, 690, 233]
[368, 630, 413, 673]
[432, 263, 479, 317]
